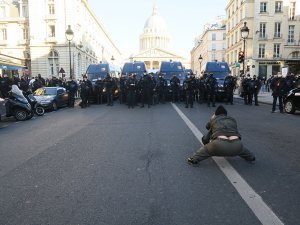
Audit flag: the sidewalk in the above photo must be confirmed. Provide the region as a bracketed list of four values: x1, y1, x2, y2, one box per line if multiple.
[234, 91, 273, 105]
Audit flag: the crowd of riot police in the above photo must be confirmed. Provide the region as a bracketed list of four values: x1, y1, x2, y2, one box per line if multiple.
[82, 72, 238, 109]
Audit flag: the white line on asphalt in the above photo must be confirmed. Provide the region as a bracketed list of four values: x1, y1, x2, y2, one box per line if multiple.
[171, 103, 284, 225]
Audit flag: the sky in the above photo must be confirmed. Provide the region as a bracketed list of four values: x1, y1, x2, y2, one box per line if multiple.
[88, 0, 228, 59]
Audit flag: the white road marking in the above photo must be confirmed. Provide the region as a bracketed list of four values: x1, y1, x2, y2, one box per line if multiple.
[172, 103, 284, 225]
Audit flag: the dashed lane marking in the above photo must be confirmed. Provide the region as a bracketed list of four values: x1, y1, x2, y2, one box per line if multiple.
[171, 103, 284, 225]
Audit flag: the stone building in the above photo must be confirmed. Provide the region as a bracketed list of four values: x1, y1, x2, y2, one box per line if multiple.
[131, 5, 190, 71]
[191, 18, 227, 76]
[226, 0, 300, 78]
[0, 0, 121, 79]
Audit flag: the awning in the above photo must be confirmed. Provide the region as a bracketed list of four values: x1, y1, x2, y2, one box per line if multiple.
[0, 62, 26, 70]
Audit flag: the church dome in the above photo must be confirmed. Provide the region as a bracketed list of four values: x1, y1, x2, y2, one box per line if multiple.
[144, 5, 168, 34]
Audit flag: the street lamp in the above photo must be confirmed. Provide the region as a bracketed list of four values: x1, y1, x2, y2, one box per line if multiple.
[241, 22, 249, 75]
[65, 25, 74, 78]
[198, 54, 203, 74]
[111, 55, 115, 64]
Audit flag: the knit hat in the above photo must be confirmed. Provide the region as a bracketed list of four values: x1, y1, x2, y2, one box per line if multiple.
[215, 105, 227, 116]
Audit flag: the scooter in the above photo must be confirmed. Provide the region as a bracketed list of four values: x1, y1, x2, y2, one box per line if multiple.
[5, 85, 33, 121]
[23, 91, 45, 116]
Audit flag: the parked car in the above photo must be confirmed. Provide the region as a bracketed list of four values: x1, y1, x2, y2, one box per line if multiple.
[284, 87, 300, 114]
[34, 87, 69, 111]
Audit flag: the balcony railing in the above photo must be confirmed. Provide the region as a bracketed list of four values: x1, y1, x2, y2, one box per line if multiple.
[273, 54, 282, 58]
[286, 40, 300, 46]
[274, 33, 282, 38]
[45, 37, 57, 43]
[258, 34, 268, 40]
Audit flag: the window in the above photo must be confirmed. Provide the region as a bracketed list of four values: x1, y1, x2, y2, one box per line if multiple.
[289, 1, 296, 20]
[0, 6, 6, 17]
[48, 25, 55, 37]
[258, 44, 265, 58]
[23, 28, 28, 40]
[291, 52, 299, 59]
[48, 50, 59, 76]
[212, 52, 216, 61]
[288, 25, 295, 43]
[223, 33, 226, 40]
[22, 6, 28, 17]
[259, 23, 266, 38]
[211, 43, 216, 51]
[260, 2, 267, 13]
[275, 1, 282, 12]
[274, 22, 281, 38]
[0, 29, 7, 40]
[273, 44, 280, 58]
[222, 43, 226, 50]
[49, 4, 55, 14]
[212, 33, 216, 41]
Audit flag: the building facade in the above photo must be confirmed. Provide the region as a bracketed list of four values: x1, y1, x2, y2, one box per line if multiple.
[0, 0, 121, 79]
[226, 0, 300, 78]
[191, 19, 227, 76]
[131, 5, 190, 71]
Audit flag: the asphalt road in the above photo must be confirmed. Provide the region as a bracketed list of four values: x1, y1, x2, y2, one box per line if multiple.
[0, 101, 299, 225]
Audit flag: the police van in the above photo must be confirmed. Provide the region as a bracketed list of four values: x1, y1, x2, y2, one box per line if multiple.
[122, 61, 147, 79]
[203, 61, 231, 99]
[159, 60, 186, 98]
[85, 63, 121, 101]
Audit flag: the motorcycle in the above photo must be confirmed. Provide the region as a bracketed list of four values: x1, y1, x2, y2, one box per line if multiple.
[5, 85, 33, 121]
[23, 91, 45, 116]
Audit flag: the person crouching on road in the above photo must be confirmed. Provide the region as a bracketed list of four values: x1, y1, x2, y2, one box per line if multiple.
[187, 105, 255, 165]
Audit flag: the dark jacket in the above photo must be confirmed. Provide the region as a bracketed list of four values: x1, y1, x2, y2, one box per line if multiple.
[205, 115, 241, 141]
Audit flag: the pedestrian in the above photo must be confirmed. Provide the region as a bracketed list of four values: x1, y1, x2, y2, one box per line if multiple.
[242, 74, 251, 105]
[270, 72, 287, 113]
[187, 105, 256, 165]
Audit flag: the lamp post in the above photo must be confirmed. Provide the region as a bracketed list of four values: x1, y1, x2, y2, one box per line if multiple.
[111, 55, 115, 64]
[65, 25, 74, 79]
[198, 54, 203, 75]
[241, 22, 249, 75]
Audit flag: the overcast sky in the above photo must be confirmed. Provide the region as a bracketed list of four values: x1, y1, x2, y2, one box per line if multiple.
[88, 0, 228, 58]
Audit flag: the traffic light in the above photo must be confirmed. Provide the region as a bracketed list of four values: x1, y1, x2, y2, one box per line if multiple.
[238, 51, 245, 63]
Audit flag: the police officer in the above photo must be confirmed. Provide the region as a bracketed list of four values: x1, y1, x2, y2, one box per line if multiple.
[138, 73, 152, 108]
[170, 74, 180, 103]
[104, 73, 115, 106]
[224, 74, 235, 105]
[156, 73, 167, 104]
[251, 75, 261, 106]
[206, 73, 217, 107]
[242, 74, 252, 105]
[184, 73, 197, 108]
[198, 73, 207, 104]
[80, 75, 92, 108]
[66, 77, 78, 107]
[94, 77, 104, 104]
[126, 73, 138, 108]
[119, 73, 127, 104]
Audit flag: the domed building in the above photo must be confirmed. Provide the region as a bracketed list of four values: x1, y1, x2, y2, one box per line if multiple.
[131, 5, 189, 70]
